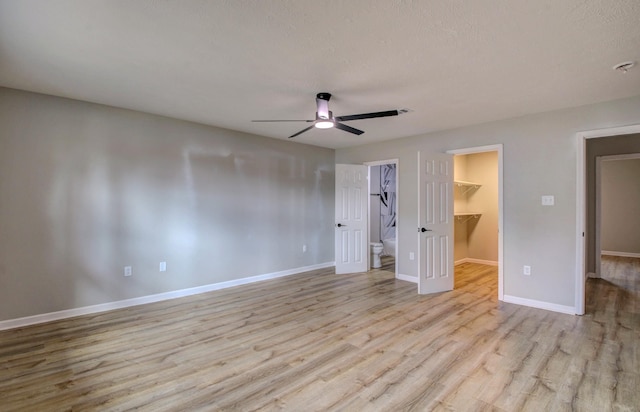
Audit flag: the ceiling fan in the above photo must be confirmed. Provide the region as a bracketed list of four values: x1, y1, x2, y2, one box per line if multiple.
[252, 93, 404, 138]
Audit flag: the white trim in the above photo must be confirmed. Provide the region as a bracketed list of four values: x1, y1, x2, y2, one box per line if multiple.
[364, 158, 400, 167]
[0, 261, 335, 331]
[447, 144, 502, 155]
[602, 250, 640, 258]
[576, 132, 587, 315]
[575, 123, 640, 316]
[503, 295, 576, 315]
[601, 153, 640, 162]
[577, 124, 640, 139]
[447, 144, 504, 301]
[595, 156, 602, 277]
[396, 273, 418, 283]
[587, 272, 599, 279]
[455, 258, 498, 266]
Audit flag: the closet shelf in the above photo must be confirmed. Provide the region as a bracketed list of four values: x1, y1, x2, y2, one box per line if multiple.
[454, 212, 482, 223]
[454, 180, 481, 195]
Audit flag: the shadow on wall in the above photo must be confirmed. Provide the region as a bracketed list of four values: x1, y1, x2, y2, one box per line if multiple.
[0, 87, 337, 321]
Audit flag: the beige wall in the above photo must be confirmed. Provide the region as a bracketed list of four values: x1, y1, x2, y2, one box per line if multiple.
[453, 152, 499, 263]
[337, 95, 640, 308]
[601, 158, 640, 254]
[466, 152, 499, 262]
[453, 156, 468, 262]
[453, 155, 468, 183]
[0, 87, 335, 321]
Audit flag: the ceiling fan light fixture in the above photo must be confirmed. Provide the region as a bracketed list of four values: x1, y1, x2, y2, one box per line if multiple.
[315, 108, 334, 128]
[315, 120, 334, 129]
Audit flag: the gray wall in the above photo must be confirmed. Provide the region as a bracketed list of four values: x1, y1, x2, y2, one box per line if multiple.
[586, 134, 640, 272]
[0, 87, 335, 321]
[601, 158, 640, 254]
[337, 95, 640, 308]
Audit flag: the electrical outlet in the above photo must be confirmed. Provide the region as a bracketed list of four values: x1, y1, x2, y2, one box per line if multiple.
[523, 265, 531, 276]
[124, 266, 132, 277]
[159, 262, 167, 272]
[409, 252, 415, 260]
[302, 244, 307, 253]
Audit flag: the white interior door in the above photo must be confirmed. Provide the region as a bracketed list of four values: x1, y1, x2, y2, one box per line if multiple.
[335, 164, 368, 274]
[418, 152, 454, 294]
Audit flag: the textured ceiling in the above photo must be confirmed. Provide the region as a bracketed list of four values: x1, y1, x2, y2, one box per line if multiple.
[0, 1, 639, 149]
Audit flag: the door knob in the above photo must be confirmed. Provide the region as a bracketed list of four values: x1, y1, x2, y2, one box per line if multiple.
[420, 227, 431, 232]
[336, 223, 347, 227]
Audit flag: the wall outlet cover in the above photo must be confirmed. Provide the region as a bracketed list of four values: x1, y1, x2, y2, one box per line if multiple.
[541, 195, 555, 206]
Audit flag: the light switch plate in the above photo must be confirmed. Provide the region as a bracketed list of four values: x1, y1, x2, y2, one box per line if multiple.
[541, 195, 555, 206]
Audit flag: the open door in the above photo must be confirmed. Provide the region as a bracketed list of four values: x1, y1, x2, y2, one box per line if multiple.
[418, 152, 454, 294]
[335, 164, 368, 274]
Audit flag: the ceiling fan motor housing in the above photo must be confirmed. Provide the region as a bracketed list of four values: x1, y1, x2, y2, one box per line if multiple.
[316, 92, 332, 119]
[315, 111, 333, 121]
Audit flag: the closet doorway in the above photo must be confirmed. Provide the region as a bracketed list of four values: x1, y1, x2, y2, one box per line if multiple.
[448, 145, 503, 299]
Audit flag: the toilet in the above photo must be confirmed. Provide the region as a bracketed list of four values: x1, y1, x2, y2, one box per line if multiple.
[370, 242, 384, 268]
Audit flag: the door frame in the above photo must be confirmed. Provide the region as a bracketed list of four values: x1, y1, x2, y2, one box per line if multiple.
[446, 144, 504, 301]
[576, 124, 640, 315]
[364, 158, 399, 276]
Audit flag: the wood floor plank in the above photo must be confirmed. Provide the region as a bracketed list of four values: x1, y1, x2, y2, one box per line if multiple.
[1, 256, 639, 411]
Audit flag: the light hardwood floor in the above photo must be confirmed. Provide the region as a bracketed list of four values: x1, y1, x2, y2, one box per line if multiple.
[1, 257, 638, 411]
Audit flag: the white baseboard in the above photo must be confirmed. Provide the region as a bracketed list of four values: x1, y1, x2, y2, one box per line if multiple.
[502, 294, 575, 315]
[601, 250, 640, 259]
[455, 258, 499, 266]
[0, 261, 335, 331]
[396, 273, 418, 283]
[587, 272, 599, 279]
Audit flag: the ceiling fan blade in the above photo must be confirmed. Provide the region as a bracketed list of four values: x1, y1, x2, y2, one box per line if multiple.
[334, 122, 364, 135]
[252, 119, 314, 122]
[289, 125, 315, 138]
[335, 110, 399, 122]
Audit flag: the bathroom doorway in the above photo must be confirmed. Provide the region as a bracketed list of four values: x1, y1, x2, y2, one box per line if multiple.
[367, 160, 398, 276]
